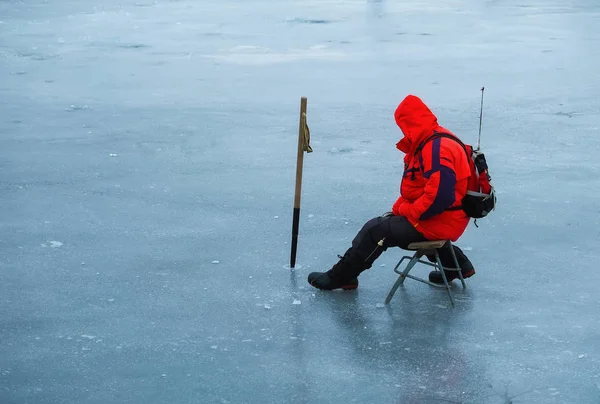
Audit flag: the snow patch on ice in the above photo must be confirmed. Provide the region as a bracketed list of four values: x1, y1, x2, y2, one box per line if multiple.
[206, 45, 346, 65]
[284, 17, 335, 25]
[65, 105, 91, 112]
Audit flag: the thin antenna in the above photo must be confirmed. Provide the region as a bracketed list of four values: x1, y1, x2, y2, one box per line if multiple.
[477, 86, 485, 151]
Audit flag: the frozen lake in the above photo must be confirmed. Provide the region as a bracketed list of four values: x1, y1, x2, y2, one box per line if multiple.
[1, 0, 600, 403]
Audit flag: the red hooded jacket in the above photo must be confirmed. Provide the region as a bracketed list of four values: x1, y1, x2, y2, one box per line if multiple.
[391, 95, 471, 242]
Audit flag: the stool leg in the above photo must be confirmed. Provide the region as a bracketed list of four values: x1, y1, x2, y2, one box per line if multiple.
[435, 252, 455, 307]
[385, 253, 421, 305]
[449, 242, 466, 288]
[399, 252, 421, 286]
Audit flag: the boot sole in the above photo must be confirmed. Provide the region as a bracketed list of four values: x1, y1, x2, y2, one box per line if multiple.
[309, 281, 358, 291]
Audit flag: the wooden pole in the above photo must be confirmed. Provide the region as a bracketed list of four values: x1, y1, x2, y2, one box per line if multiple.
[290, 97, 307, 269]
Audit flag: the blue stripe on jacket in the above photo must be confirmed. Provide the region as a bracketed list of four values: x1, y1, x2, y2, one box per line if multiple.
[419, 138, 457, 221]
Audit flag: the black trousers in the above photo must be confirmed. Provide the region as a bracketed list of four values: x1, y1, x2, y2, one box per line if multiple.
[338, 215, 473, 276]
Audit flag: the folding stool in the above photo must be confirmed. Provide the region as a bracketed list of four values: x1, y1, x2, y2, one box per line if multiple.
[384, 240, 465, 307]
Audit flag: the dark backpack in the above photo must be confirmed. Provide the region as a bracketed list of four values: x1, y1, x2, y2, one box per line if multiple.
[414, 132, 496, 221]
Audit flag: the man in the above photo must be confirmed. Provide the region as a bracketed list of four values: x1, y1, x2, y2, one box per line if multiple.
[308, 94, 475, 291]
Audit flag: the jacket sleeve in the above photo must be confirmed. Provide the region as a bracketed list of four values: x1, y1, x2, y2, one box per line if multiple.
[391, 195, 407, 216]
[398, 138, 458, 222]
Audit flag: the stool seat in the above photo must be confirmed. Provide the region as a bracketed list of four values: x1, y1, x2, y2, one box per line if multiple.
[407, 240, 447, 250]
[384, 239, 466, 307]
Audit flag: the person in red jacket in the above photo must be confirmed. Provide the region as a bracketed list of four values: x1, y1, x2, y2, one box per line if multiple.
[308, 94, 475, 291]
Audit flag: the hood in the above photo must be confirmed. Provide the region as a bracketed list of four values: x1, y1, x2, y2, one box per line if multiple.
[394, 95, 440, 154]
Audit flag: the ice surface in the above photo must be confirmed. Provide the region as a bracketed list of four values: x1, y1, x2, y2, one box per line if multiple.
[1, 0, 600, 403]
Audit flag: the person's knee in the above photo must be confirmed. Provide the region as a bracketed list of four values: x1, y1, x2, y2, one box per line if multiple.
[368, 218, 388, 243]
[366, 216, 383, 227]
[358, 216, 383, 234]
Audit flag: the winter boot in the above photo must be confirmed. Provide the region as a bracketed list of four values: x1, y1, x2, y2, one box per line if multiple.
[307, 272, 358, 290]
[428, 268, 475, 284]
[308, 251, 363, 291]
